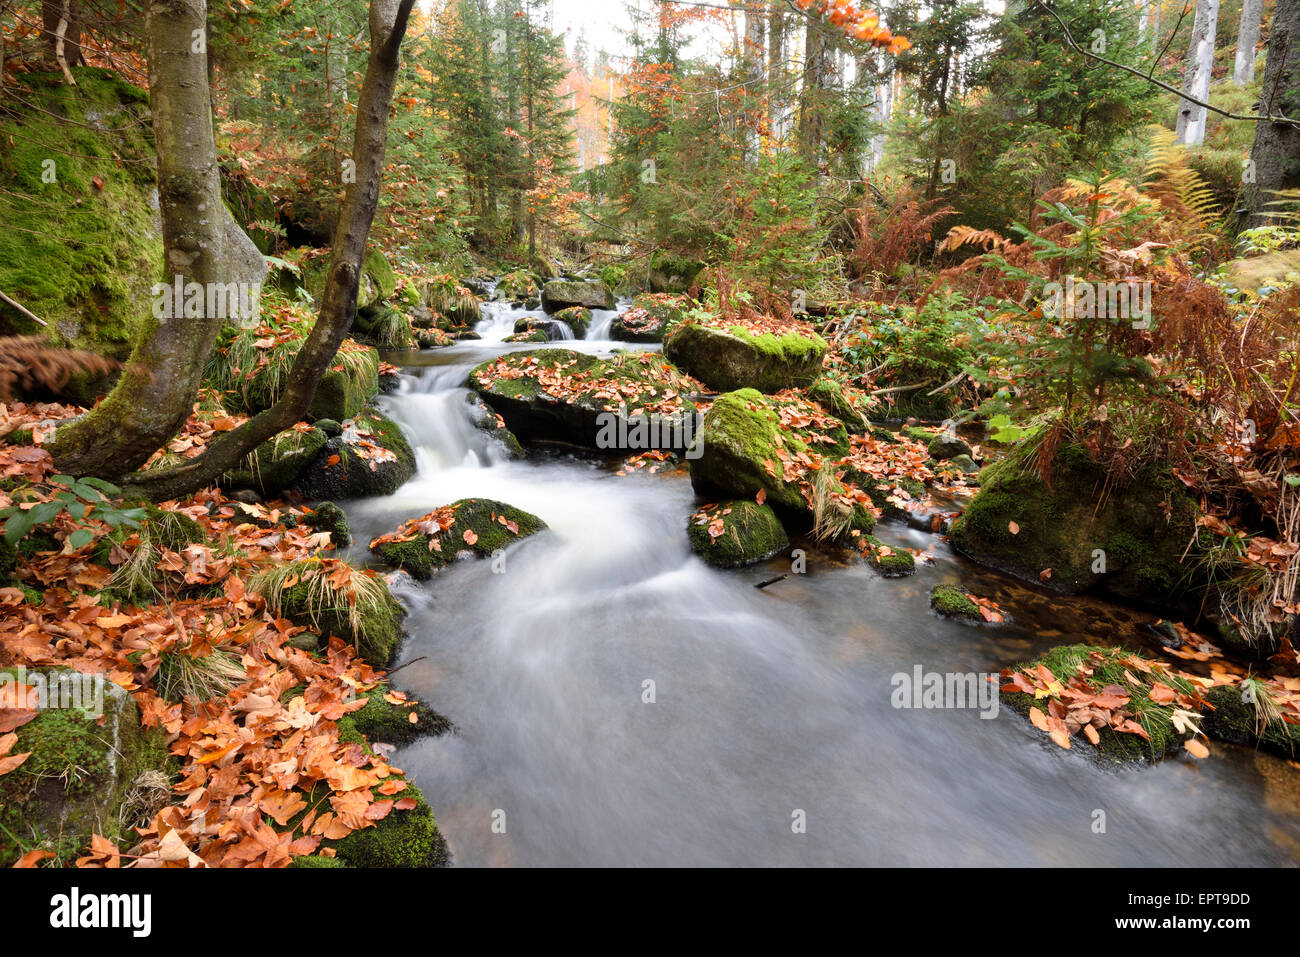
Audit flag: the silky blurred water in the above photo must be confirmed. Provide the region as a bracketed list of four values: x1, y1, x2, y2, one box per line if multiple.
[342, 302, 1300, 867]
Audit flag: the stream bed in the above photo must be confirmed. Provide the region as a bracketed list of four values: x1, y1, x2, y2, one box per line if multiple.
[341, 298, 1300, 867]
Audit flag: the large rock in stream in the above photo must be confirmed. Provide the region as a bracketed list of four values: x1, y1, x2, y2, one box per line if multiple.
[290, 407, 416, 500]
[687, 500, 789, 568]
[541, 279, 614, 312]
[370, 498, 547, 580]
[468, 349, 703, 452]
[664, 319, 827, 394]
[949, 441, 1201, 607]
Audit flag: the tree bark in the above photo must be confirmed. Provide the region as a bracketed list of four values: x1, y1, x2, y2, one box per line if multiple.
[111, 0, 417, 501]
[1235, 0, 1263, 84]
[51, 0, 264, 479]
[768, 0, 785, 134]
[42, 0, 84, 72]
[1238, 0, 1300, 228]
[797, 17, 830, 162]
[1175, 0, 1221, 145]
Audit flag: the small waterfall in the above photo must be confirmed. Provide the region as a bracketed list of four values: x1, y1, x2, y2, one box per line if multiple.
[585, 309, 616, 340]
[475, 300, 519, 343]
[552, 321, 575, 340]
[381, 367, 511, 472]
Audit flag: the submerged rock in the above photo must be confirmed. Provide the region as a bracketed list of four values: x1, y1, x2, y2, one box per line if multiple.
[949, 441, 1200, 608]
[926, 431, 972, 461]
[687, 500, 789, 568]
[541, 279, 614, 312]
[664, 321, 827, 394]
[370, 498, 547, 580]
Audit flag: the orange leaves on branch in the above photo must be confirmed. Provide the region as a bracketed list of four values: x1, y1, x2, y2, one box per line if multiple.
[793, 0, 910, 52]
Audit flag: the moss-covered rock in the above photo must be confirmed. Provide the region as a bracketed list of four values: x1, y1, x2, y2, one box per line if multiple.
[304, 500, 351, 548]
[370, 498, 547, 580]
[503, 330, 549, 343]
[949, 441, 1200, 608]
[1202, 684, 1300, 759]
[927, 431, 972, 461]
[469, 349, 702, 452]
[999, 644, 1193, 765]
[862, 536, 916, 577]
[688, 388, 848, 512]
[552, 306, 592, 338]
[687, 500, 789, 568]
[0, 68, 162, 356]
[494, 269, 540, 302]
[647, 250, 702, 293]
[512, 316, 571, 341]
[664, 322, 827, 394]
[291, 408, 416, 501]
[348, 683, 451, 743]
[0, 669, 169, 865]
[541, 279, 614, 311]
[221, 426, 329, 496]
[308, 346, 380, 422]
[330, 783, 447, 867]
[610, 294, 684, 343]
[808, 378, 870, 432]
[273, 570, 405, 666]
[930, 584, 983, 621]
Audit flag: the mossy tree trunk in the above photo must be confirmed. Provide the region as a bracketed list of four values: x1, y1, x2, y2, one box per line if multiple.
[1237, 0, 1300, 229]
[50, 0, 265, 478]
[111, 0, 417, 501]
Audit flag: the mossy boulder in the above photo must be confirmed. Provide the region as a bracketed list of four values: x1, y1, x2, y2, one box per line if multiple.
[687, 501, 789, 568]
[221, 426, 329, 496]
[329, 781, 446, 867]
[503, 330, 548, 343]
[664, 322, 827, 394]
[647, 250, 702, 293]
[348, 683, 451, 743]
[308, 346, 380, 422]
[468, 349, 701, 452]
[370, 498, 547, 580]
[949, 442, 1200, 608]
[1000, 644, 1192, 765]
[291, 408, 416, 501]
[541, 279, 614, 312]
[927, 431, 972, 461]
[0, 669, 170, 865]
[862, 536, 916, 577]
[422, 276, 481, 325]
[808, 378, 870, 432]
[302, 247, 394, 311]
[1202, 684, 1300, 759]
[552, 306, 592, 337]
[304, 500, 351, 548]
[512, 316, 571, 341]
[274, 571, 405, 666]
[688, 388, 848, 513]
[930, 584, 983, 621]
[610, 294, 683, 343]
[0, 68, 163, 356]
[494, 269, 540, 302]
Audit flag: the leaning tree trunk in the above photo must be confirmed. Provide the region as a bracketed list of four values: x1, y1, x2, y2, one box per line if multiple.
[1235, 0, 1263, 85]
[112, 0, 417, 501]
[50, 0, 264, 479]
[1175, 0, 1221, 145]
[1238, 0, 1300, 229]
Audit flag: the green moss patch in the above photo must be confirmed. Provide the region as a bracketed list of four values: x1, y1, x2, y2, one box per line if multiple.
[664, 320, 827, 394]
[930, 584, 983, 621]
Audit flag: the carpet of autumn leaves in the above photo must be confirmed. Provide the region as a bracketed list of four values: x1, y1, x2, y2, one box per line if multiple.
[0, 400, 428, 868]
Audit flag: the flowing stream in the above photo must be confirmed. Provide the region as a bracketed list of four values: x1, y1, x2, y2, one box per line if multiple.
[342, 298, 1300, 867]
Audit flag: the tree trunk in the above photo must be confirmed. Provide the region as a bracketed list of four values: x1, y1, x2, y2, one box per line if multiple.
[798, 17, 830, 162]
[42, 0, 84, 73]
[1175, 0, 1221, 145]
[50, 0, 265, 479]
[1235, 0, 1263, 84]
[768, 0, 784, 134]
[1238, 0, 1300, 228]
[743, 0, 765, 149]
